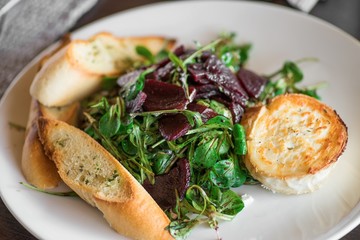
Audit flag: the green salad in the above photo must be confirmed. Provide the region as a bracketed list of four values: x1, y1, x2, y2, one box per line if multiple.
[79, 33, 321, 239]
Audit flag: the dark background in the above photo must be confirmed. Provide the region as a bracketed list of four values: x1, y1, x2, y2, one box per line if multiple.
[1, 0, 359, 239]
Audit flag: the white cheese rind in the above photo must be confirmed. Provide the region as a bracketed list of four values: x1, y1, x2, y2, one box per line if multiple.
[241, 94, 348, 195]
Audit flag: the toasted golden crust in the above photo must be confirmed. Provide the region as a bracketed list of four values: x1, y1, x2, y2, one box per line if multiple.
[30, 32, 176, 107]
[67, 32, 176, 75]
[22, 122, 61, 189]
[94, 189, 173, 240]
[21, 99, 80, 189]
[37, 117, 172, 240]
[241, 94, 348, 194]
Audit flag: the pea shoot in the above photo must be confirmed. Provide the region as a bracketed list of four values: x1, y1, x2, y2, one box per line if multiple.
[79, 33, 323, 239]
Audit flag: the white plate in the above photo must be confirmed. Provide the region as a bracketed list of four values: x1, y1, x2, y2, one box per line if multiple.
[1, 1, 360, 239]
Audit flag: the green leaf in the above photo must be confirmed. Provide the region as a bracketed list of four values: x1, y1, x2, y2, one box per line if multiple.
[99, 110, 121, 138]
[282, 61, 304, 83]
[121, 138, 137, 156]
[218, 43, 251, 71]
[168, 51, 186, 72]
[168, 218, 201, 240]
[231, 157, 247, 188]
[220, 50, 234, 68]
[209, 157, 246, 189]
[182, 110, 203, 127]
[299, 88, 321, 100]
[20, 182, 77, 197]
[101, 76, 118, 90]
[192, 139, 219, 169]
[167, 51, 191, 99]
[91, 97, 110, 112]
[155, 49, 170, 62]
[217, 135, 230, 155]
[186, 116, 233, 136]
[185, 185, 212, 213]
[218, 190, 244, 216]
[208, 185, 222, 204]
[118, 115, 134, 135]
[209, 159, 236, 189]
[136, 45, 155, 64]
[205, 115, 232, 129]
[214, 32, 252, 71]
[233, 124, 247, 155]
[126, 68, 154, 101]
[183, 38, 221, 65]
[152, 151, 173, 175]
[132, 125, 155, 184]
[239, 43, 252, 66]
[209, 100, 232, 120]
[259, 58, 324, 102]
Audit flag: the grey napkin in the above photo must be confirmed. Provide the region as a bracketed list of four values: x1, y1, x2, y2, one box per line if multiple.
[0, 0, 98, 98]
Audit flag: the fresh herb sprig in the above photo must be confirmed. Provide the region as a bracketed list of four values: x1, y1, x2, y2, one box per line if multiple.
[167, 38, 222, 99]
[80, 36, 257, 239]
[83, 90, 250, 238]
[215, 32, 252, 72]
[259, 59, 325, 102]
[81, 34, 323, 239]
[20, 182, 77, 197]
[168, 185, 244, 240]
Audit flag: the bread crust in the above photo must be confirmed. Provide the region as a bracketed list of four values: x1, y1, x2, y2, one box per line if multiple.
[37, 117, 172, 240]
[21, 99, 80, 189]
[23, 33, 178, 238]
[30, 45, 101, 107]
[22, 122, 61, 189]
[30, 32, 176, 107]
[241, 93, 348, 194]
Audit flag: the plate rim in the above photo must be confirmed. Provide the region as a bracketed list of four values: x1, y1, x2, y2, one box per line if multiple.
[1, 1, 359, 239]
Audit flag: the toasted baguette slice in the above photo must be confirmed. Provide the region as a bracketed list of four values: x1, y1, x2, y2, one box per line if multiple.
[30, 32, 176, 107]
[241, 93, 348, 194]
[37, 117, 172, 240]
[22, 99, 80, 189]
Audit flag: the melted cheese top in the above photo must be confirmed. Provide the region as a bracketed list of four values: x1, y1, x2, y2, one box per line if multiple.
[244, 94, 347, 179]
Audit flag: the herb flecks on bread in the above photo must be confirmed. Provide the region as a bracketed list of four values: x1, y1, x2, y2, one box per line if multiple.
[30, 32, 175, 107]
[38, 117, 172, 240]
[21, 99, 81, 189]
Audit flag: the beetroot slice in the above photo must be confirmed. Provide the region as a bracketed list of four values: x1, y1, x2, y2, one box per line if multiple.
[189, 53, 249, 104]
[187, 103, 217, 123]
[143, 158, 191, 210]
[193, 84, 220, 100]
[126, 91, 147, 113]
[229, 101, 245, 124]
[237, 68, 267, 99]
[142, 79, 194, 111]
[158, 113, 191, 141]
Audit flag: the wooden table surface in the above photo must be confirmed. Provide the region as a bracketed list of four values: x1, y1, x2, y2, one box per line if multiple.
[1, 0, 359, 239]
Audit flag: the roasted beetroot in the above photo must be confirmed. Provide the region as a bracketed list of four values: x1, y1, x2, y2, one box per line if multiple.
[237, 68, 267, 98]
[158, 114, 192, 141]
[152, 46, 193, 82]
[187, 102, 217, 123]
[187, 53, 250, 122]
[140, 48, 265, 124]
[193, 84, 221, 99]
[126, 91, 147, 113]
[142, 79, 195, 111]
[142, 158, 191, 210]
[229, 102, 245, 124]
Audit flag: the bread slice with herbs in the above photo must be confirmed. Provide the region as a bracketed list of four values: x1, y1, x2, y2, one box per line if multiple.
[37, 117, 172, 240]
[30, 32, 176, 107]
[21, 99, 80, 189]
[241, 93, 348, 194]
